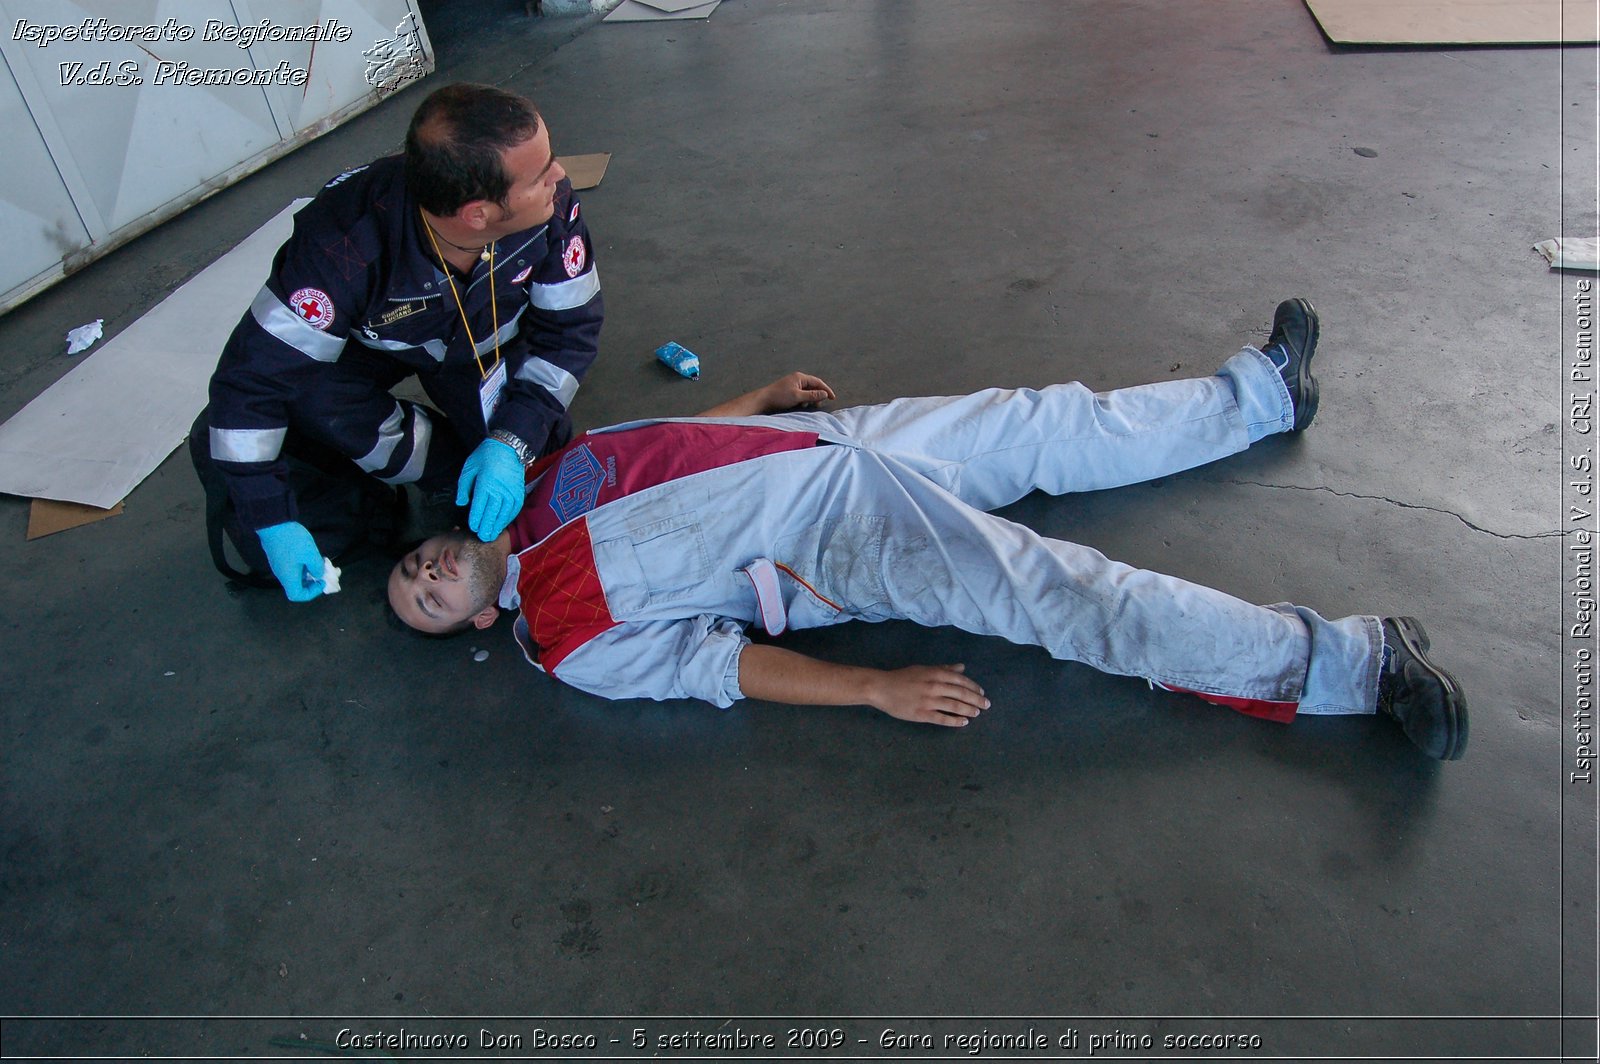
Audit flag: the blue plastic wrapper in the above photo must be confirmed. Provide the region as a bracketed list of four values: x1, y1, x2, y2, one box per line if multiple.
[655, 341, 701, 380]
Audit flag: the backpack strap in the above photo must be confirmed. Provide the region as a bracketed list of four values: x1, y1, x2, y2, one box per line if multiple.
[202, 474, 276, 587]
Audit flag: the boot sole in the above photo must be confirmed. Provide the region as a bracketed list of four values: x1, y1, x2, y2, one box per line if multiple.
[1279, 297, 1320, 431]
[1391, 616, 1468, 760]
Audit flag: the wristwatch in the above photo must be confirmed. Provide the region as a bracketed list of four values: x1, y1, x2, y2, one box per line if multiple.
[489, 429, 535, 466]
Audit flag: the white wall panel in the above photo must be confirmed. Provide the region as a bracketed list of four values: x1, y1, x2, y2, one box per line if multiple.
[0, 56, 92, 294]
[0, 0, 433, 313]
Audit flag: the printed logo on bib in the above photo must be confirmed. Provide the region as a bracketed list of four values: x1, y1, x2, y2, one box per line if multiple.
[568, 201, 580, 224]
[289, 287, 335, 330]
[549, 443, 605, 524]
[511, 264, 533, 285]
[562, 236, 586, 278]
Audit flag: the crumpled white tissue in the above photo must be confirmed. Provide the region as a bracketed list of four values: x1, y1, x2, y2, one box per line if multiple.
[321, 557, 342, 595]
[65, 319, 104, 355]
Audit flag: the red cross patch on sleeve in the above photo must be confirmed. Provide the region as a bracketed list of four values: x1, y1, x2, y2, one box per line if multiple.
[562, 237, 587, 278]
[288, 287, 335, 330]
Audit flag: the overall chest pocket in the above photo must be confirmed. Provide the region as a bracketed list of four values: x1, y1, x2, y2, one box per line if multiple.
[590, 513, 711, 613]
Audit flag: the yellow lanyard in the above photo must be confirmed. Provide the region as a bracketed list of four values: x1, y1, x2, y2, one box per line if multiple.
[421, 210, 500, 381]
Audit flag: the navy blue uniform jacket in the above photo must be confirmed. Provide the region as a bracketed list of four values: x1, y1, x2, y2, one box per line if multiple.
[206, 155, 603, 530]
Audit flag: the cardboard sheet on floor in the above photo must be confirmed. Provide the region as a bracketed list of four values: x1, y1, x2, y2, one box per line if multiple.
[27, 498, 125, 540]
[0, 199, 310, 511]
[559, 152, 612, 190]
[1305, 0, 1600, 44]
[605, 0, 721, 23]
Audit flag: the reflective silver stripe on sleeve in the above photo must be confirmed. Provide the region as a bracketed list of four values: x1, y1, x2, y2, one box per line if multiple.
[250, 287, 346, 363]
[350, 331, 449, 362]
[380, 406, 432, 485]
[527, 265, 600, 311]
[209, 425, 287, 463]
[515, 357, 581, 408]
[355, 403, 406, 473]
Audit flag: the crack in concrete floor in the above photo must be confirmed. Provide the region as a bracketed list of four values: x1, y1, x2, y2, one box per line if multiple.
[1222, 479, 1571, 541]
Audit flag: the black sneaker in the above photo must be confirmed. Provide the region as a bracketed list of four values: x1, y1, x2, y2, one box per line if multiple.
[1262, 297, 1320, 431]
[1377, 617, 1468, 760]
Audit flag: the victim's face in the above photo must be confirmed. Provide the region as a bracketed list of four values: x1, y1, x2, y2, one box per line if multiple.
[387, 530, 504, 634]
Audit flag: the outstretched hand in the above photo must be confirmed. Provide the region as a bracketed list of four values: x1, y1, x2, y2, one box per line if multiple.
[757, 372, 836, 413]
[867, 663, 990, 727]
[697, 372, 838, 418]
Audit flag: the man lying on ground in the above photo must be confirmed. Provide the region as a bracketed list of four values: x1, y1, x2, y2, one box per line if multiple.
[387, 299, 1468, 760]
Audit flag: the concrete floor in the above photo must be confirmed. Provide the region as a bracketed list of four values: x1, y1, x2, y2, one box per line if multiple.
[1, 0, 1595, 1058]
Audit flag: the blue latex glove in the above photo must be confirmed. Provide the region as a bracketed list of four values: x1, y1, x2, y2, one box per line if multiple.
[257, 521, 325, 602]
[456, 437, 523, 541]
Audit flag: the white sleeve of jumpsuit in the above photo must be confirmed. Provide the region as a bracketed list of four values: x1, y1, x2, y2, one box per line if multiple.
[548, 616, 751, 707]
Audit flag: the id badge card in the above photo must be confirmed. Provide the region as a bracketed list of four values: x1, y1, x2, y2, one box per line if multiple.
[478, 360, 507, 426]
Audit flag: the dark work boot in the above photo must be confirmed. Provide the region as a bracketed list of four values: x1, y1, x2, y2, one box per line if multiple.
[1377, 617, 1469, 760]
[1262, 297, 1320, 431]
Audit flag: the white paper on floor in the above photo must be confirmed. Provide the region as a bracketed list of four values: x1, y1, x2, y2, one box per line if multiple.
[1535, 236, 1600, 271]
[0, 199, 310, 509]
[604, 0, 721, 22]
